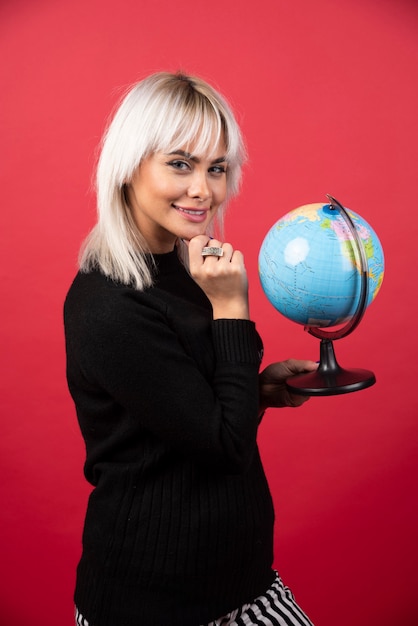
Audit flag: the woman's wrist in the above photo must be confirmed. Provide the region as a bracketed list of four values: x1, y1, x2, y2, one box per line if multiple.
[212, 302, 250, 320]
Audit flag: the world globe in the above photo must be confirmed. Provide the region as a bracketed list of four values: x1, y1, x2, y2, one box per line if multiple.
[259, 202, 384, 328]
[258, 196, 385, 395]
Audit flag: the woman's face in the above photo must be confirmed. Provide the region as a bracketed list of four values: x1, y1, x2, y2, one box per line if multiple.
[127, 136, 228, 253]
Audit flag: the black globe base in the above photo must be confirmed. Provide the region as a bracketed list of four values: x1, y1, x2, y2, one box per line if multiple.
[286, 338, 376, 396]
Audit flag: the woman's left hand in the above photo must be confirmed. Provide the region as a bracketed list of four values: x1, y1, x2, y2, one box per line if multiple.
[187, 235, 250, 320]
[259, 359, 318, 412]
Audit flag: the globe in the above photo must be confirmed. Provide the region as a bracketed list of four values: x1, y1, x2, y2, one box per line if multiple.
[258, 202, 384, 328]
[258, 196, 385, 395]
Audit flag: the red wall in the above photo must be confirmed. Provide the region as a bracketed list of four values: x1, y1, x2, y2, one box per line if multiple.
[1, 0, 417, 624]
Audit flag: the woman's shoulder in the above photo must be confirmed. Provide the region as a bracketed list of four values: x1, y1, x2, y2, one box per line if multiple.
[66, 268, 126, 295]
[66, 268, 156, 299]
[64, 269, 166, 325]
[65, 270, 122, 310]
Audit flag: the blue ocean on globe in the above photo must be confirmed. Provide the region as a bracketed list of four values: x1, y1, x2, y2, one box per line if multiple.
[258, 203, 385, 328]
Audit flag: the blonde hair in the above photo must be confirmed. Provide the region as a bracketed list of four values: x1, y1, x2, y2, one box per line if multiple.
[79, 71, 247, 289]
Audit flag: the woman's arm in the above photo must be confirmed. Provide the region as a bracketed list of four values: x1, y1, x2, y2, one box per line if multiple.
[65, 273, 261, 474]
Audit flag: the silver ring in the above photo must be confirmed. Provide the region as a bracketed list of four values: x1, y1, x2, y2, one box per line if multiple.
[201, 246, 224, 257]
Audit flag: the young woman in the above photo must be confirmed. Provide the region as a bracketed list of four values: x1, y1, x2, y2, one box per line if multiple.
[64, 71, 317, 626]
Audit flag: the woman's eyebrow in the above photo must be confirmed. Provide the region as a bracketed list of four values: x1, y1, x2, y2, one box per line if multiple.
[166, 150, 227, 164]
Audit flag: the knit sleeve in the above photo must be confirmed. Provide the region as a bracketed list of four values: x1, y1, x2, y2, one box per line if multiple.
[211, 318, 263, 364]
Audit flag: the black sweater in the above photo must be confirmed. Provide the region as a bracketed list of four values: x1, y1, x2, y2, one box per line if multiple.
[64, 249, 275, 626]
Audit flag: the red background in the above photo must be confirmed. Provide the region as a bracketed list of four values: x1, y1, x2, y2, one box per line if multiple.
[1, 0, 417, 624]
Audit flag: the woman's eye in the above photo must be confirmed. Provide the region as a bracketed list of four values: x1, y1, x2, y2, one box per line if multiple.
[210, 165, 227, 175]
[168, 160, 190, 171]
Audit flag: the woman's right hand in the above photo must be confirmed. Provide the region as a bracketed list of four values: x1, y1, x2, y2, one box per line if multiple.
[187, 235, 250, 320]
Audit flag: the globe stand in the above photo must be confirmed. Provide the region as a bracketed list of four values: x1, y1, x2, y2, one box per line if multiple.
[286, 338, 376, 396]
[286, 194, 377, 396]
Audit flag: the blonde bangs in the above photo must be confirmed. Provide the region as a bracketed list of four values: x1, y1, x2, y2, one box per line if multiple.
[152, 92, 226, 161]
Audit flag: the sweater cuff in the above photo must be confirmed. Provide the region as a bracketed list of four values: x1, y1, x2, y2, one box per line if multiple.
[212, 319, 262, 365]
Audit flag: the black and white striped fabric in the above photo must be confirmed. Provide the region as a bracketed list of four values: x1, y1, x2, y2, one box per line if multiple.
[75, 572, 314, 626]
[204, 572, 314, 626]
[75, 607, 90, 625]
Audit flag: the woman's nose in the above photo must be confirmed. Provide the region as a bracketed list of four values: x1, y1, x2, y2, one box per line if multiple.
[187, 171, 210, 200]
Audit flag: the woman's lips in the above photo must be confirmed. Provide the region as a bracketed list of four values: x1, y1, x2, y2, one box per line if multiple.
[173, 204, 209, 222]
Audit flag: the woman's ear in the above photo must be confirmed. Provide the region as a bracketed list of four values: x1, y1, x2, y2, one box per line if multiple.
[122, 183, 131, 203]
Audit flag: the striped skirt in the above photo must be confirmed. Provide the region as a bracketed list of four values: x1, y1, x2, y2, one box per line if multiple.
[75, 571, 314, 626]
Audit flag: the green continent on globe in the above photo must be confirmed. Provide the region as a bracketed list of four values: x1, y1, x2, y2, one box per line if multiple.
[258, 203, 384, 328]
